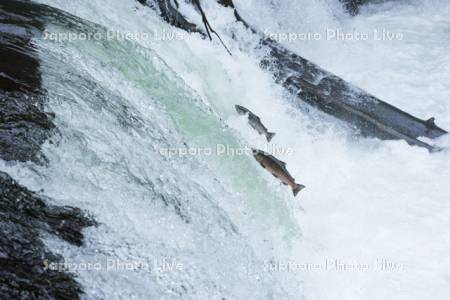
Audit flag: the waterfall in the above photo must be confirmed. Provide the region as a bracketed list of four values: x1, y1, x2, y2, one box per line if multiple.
[1, 0, 450, 299]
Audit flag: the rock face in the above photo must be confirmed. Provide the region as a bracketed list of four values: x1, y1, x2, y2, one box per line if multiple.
[340, 0, 371, 14]
[0, 0, 56, 163]
[0, 171, 96, 299]
[1, 1, 96, 298]
[138, 0, 199, 33]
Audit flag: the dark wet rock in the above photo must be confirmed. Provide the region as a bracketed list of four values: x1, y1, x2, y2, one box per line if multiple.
[1, 1, 97, 298]
[140, 0, 200, 33]
[0, 221, 82, 300]
[0, 93, 56, 163]
[0, 0, 56, 163]
[217, 0, 234, 8]
[340, 0, 371, 15]
[340, 1, 392, 15]
[0, 171, 96, 299]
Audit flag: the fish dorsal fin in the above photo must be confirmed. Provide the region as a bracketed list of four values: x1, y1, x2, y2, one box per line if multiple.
[269, 154, 286, 168]
[425, 117, 436, 128]
[252, 114, 261, 121]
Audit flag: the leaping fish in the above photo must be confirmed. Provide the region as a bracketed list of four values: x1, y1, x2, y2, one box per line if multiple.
[235, 105, 276, 142]
[252, 149, 305, 197]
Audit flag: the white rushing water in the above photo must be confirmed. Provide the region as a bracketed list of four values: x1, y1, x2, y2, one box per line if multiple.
[2, 0, 449, 299]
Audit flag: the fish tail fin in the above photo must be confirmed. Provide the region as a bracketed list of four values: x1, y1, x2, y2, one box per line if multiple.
[293, 184, 305, 197]
[266, 132, 276, 142]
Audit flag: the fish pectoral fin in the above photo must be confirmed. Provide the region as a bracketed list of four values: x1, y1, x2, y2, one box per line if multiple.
[271, 173, 278, 178]
[282, 182, 288, 186]
[259, 162, 266, 169]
